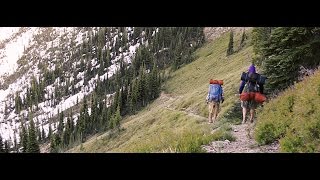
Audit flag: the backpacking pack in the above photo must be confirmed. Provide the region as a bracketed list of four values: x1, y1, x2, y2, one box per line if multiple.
[244, 81, 259, 93]
[208, 84, 222, 102]
[241, 72, 266, 85]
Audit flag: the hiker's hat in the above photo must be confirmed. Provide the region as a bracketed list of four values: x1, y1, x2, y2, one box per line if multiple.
[248, 64, 256, 73]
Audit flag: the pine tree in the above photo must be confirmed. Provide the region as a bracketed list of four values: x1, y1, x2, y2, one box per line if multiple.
[69, 110, 75, 144]
[4, 140, 9, 153]
[15, 92, 22, 114]
[122, 28, 128, 50]
[67, 110, 74, 132]
[41, 124, 46, 142]
[50, 133, 61, 153]
[63, 116, 71, 147]
[78, 96, 88, 141]
[131, 79, 138, 113]
[13, 132, 18, 152]
[105, 46, 111, 68]
[37, 126, 42, 142]
[151, 62, 160, 100]
[0, 135, 4, 153]
[128, 84, 134, 114]
[80, 58, 85, 72]
[252, 27, 273, 55]
[20, 121, 28, 153]
[57, 110, 64, 136]
[239, 28, 247, 49]
[48, 123, 52, 140]
[259, 27, 320, 91]
[27, 116, 40, 153]
[227, 30, 234, 56]
[111, 104, 121, 131]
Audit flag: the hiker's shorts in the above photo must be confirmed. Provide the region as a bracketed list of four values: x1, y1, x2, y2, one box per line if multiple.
[208, 101, 220, 114]
[241, 100, 257, 109]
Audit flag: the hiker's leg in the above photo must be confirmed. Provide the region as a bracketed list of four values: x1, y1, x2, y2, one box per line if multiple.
[213, 102, 219, 121]
[241, 101, 247, 124]
[249, 109, 255, 123]
[249, 101, 257, 123]
[208, 102, 213, 123]
[242, 108, 247, 124]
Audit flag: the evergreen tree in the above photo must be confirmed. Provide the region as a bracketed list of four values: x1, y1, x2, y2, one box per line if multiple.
[111, 104, 121, 131]
[131, 79, 138, 113]
[0, 135, 4, 153]
[239, 28, 247, 49]
[105, 46, 111, 68]
[50, 133, 61, 153]
[27, 116, 40, 153]
[251, 27, 273, 66]
[13, 132, 18, 152]
[37, 126, 42, 142]
[122, 28, 128, 49]
[252, 27, 273, 55]
[15, 92, 22, 114]
[4, 140, 9, 153]
[57, 110, 64, 135]
[127, 84, 134, 114]
[41, 124, 46, 141]
[227, 30, 234, 56]
[62, 116, 71, 147]
[78, 96, 88, 141]
[258, 27, 320, 91]
[48, 122, 53, 139]
[20, 121, 28, 153]
[151, 62, 160, 100]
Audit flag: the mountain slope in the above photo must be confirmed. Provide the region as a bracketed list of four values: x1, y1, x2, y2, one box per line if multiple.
[0, 27, 152, 147]
[70, 29, 253, 152]
[254, 68, 320, 152]
[0, 27, 205, 152]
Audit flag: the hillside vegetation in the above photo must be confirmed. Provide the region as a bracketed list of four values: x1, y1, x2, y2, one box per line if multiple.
[255, 69, 320, 152]
[70, 29, 253, 152]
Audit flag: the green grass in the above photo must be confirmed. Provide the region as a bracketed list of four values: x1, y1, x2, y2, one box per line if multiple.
[254, 69, 320, 152]
[69, 30, 253, 153]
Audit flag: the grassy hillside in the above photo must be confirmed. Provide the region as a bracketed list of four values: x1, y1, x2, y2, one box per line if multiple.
[255, 69, 320, 152]
[69, 30, 253, 153]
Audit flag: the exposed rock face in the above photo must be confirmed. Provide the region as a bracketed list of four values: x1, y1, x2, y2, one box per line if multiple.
[203, 27, 252, 41]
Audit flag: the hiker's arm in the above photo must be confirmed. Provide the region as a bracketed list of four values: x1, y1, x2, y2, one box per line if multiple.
[206, 86, 210, 101]
[221, 87, 224, 98]
[221, 87, 224, 103]
[239, 81, 245, 94]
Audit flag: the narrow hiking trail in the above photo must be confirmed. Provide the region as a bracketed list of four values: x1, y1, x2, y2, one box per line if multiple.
[161, 93, 279, 153]
[165, 106, 208, 121]
[202, 123, 280, 153]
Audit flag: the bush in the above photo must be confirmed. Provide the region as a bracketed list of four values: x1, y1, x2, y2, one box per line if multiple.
[255, 122, 277, 145]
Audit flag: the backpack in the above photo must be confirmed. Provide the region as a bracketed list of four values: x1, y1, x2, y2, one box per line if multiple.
[208, 84, 222, 102]
[241, 72, 260, 93]
[241, 72, 266, 85]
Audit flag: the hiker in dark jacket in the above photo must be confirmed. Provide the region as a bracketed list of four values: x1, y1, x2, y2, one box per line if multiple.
[239, 64, 264, 124]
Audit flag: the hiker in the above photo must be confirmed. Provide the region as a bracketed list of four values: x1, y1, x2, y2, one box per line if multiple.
[238, 64, 264, 124]
[206, 79, 224, 124]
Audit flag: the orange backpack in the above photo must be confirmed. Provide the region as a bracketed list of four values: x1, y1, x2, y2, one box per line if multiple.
[209, 79, 223, 85]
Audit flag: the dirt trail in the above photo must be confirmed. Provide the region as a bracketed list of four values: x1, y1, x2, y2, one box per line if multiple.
[202, 123, 279, 153]
[161, 93, 279, 153]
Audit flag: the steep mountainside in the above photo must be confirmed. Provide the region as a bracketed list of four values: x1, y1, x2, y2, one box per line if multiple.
[70, 29, 253, 152]
[0, 27, 204, 152]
